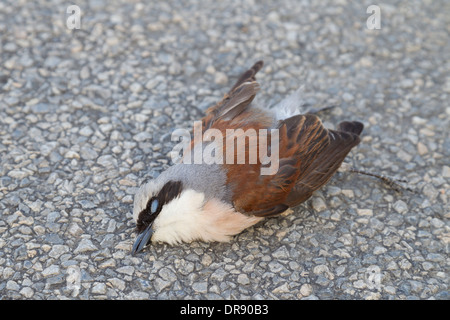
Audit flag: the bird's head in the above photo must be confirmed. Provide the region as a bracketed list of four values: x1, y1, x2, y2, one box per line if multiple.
[131, 177, 184, 254]
[132, 175, 212, 253]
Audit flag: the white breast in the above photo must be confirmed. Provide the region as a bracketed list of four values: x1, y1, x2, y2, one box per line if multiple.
[151, 189, 263, 245]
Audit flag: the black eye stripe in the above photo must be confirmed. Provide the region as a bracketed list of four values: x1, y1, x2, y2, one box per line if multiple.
[157, 180, 183, 207]
[136, 180, 183, 233]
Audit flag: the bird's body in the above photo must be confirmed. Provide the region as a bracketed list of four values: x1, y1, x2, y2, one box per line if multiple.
[132, 61, 363, 253]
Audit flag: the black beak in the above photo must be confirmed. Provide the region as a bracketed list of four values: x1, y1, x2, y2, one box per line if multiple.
[131, 223, 153, 255]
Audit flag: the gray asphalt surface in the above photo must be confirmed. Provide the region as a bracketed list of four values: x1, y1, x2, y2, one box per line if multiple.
[0, 0, 448, 299]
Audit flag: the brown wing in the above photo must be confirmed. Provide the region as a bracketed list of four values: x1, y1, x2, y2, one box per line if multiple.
[226, 115, 363, 217]
[284, 120, 363, 207]
[187, 61, 271, 163]
[202, 61, 264, 131]
[222, 114, 321, 217]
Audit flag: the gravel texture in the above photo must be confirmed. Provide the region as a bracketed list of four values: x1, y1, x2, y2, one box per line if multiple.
[0, 0, 449, 300]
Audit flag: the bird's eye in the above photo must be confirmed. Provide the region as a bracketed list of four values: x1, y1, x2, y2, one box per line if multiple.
[150, 199, 159, 214]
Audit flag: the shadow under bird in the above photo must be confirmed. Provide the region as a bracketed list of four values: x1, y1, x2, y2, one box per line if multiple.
[131, 60, 364, 254]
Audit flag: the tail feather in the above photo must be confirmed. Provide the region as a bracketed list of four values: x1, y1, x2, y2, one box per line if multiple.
[337, 121, 364, 136]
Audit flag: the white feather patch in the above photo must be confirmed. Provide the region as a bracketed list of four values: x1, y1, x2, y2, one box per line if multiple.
[151, 189, 263, 245]
[272, 86, 305, 120]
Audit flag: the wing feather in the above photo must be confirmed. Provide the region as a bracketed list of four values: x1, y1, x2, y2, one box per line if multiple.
[284, 120, 363, 207]
[229, 115, 363, 217]
[202, 61, 264, 130]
